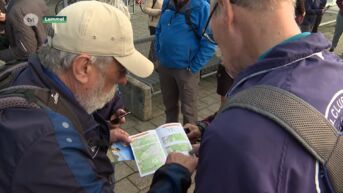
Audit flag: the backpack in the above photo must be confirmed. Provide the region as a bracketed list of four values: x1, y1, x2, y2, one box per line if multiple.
[219, 85, 343, 193]
[0, 62, 115, 184]
[0, 62, 85, 141]
[161, 0, 201, 40]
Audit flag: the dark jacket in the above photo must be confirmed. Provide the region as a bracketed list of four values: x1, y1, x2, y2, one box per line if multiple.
[0, 0, 5, 32]
[302, 0, 327, 25]
[148, 164, 192, 193]
[0, 55, 191, 193]
[0, 0, 48, 62]
[0, 55, 123, 193]
[338, 0, 343, 14]
[194, 33, 342, 193]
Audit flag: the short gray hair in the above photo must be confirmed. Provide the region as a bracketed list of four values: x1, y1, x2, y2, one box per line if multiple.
[232, 0, 295, 10]
[37, 44, 114, 74]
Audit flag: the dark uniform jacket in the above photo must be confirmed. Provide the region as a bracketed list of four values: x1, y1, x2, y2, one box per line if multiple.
[150, 33, 343, 193]
[195, 33, 341, 193]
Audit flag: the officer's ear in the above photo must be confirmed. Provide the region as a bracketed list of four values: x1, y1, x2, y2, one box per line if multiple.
[71, 54, 94, 84]
[218, 0, 234, 27]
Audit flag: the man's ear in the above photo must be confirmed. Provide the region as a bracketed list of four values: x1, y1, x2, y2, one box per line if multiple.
[71, 54, 92, 84]
[218, 0, 234, 29]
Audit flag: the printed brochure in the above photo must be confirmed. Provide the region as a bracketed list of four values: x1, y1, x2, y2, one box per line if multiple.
[111, 122, 192, 177]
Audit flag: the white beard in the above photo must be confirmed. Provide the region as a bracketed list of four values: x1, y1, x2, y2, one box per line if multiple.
[75, 76, 117, 114]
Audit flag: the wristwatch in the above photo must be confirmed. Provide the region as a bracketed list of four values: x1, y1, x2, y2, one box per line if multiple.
[196, 121, 209, 137]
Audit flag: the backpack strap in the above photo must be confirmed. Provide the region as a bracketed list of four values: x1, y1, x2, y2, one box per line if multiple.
[0, 62, 28, 89]
[0, 63, 96, 153]
[161, 0, 172, 13]
[219, 85, 343, 193]
[0, 86, 85, 138]
[161, 0, 201, 40]
[184, 9, 201, 40]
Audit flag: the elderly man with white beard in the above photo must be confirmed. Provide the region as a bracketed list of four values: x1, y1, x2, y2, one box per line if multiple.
[0, 1, 198, 193]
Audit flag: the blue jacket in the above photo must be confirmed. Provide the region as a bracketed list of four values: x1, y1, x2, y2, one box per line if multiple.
[155, 0, 216, 73]
[194, 33, 342, 193]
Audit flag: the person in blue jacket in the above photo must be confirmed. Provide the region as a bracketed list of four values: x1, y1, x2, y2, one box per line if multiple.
[152, 0, 343, 192]
[0, 1, 198, 193]
[155, 0, 216, 125]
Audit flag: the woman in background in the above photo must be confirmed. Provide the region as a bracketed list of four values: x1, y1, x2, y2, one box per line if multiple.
[141, 0, 162, 35]
[140, 0, 162, 68]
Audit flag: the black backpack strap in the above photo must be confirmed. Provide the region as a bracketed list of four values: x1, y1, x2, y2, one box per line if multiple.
[0, 62, 28, 90]
[184, 9, 201, 40]
[0, 63, 84, 136]
[161, 0, 201, 40]
[219, 85, 343, 193]
[0, 86, 84, 139]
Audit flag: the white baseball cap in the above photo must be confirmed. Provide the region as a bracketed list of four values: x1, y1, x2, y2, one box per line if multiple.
[49, 1, 153, 78]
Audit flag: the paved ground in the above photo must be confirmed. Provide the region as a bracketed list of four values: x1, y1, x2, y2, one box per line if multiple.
[46, 1, 343, 192]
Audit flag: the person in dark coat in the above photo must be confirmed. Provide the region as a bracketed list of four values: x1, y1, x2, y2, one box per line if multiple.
[300, 0, 327, 32]
[311, 0, 327, 32]
[329, 0, 343, 52]
[0, 0, 49, 62]
[295, 0, 306, 25]
[0, 0, 7, 50]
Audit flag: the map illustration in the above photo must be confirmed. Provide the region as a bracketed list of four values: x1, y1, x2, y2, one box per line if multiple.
[126, 123, 192, 177]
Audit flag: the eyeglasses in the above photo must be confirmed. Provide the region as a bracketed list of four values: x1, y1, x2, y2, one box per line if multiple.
[202, 0, 237, 44]
[202, 2, 218, 44]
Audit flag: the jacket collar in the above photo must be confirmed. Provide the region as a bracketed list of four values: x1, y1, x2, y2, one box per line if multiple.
[18, 55, 100, 133]
[229, 33, 331, 96]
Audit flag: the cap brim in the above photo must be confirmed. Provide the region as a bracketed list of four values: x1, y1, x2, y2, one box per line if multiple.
[114, 49, 154, 78]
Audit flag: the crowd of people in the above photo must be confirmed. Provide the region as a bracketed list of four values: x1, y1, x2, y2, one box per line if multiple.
[0, 0, 342, 193]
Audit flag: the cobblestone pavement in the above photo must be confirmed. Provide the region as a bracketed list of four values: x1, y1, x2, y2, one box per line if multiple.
[45, 1, 343, 192]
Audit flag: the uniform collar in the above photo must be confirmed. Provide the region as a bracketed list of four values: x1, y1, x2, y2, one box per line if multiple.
[25, 55, 100, 133]
[257, 32, 311, 61]
[229, 33, 331, 96]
